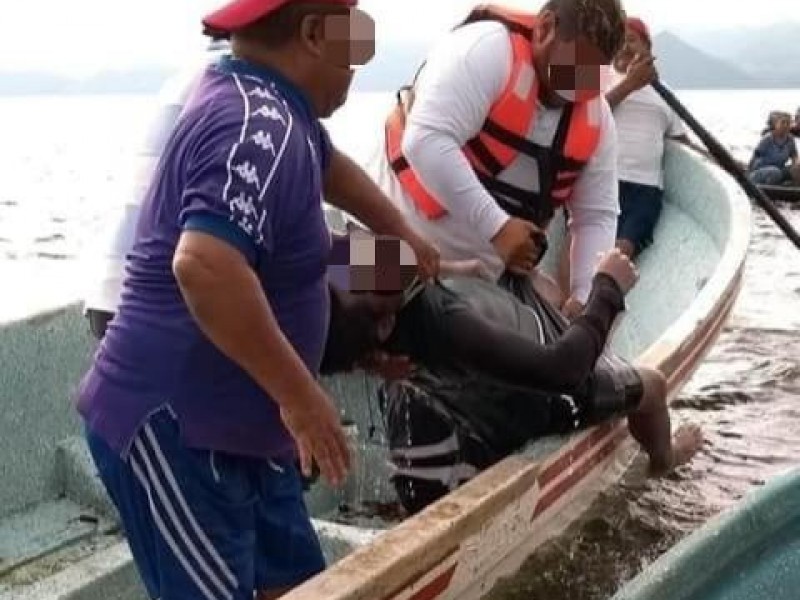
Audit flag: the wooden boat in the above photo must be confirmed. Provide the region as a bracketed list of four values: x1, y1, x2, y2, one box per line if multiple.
[758, 183, 800, 204]
[0, 142, 750, 600]
[611, 468, 800, 600]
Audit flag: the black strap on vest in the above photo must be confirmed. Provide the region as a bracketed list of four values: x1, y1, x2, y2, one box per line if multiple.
[473, 105, 577, 226]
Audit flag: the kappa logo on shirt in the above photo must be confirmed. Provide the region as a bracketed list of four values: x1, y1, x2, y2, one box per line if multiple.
[251, 130, 277, 156]
[229, 191, 259, 219]
[232, 161, 261, 188]
[252, 104, 288, 127]
[248, 86, 278, 102]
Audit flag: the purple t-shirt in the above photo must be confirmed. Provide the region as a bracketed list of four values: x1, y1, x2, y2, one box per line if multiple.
[77, 56, 332, 460]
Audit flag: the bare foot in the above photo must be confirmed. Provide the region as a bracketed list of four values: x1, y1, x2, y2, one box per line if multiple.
[648, 424, 704, 477]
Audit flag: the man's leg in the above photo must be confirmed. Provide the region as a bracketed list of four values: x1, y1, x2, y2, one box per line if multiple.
[86, 409, 261, 600]
[749, 166, 784, 185]
[615, 181, 635, 258]
[615, 182, 664, 260]
[626, 367, 704, 475]
[577, 360, 703, 476]
[253, 459, 326, 599]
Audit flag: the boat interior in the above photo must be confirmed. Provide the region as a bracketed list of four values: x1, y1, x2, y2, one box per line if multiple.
[0, 144, 742, 599]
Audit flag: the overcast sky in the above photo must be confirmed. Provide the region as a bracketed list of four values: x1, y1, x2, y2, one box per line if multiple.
[3, 0, 795, 74]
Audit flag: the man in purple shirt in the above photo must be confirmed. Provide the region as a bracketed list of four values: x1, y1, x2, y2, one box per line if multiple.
[76, 1, 439, 599]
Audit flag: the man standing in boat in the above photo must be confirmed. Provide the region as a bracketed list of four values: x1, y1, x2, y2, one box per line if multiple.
[605, 17, 699, 259]
[368, 0, 627, 319]
[75, 2, 441, 599]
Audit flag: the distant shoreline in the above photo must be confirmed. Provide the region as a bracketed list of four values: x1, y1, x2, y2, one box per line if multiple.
[1, 86, 800, 98]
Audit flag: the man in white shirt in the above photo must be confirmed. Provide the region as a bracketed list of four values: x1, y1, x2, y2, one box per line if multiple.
[367, 0, 627, 319]
[81, 41, 229, 338]
[605, 17, 694, 258]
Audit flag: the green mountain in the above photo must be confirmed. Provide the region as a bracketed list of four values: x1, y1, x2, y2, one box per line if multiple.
[4, 25, 799, 95]
[652, 31, 759, 89]
[678, 22, 800, 88]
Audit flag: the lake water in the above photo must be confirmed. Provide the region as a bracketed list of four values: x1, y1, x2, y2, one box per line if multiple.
[1, 89, 799, 598]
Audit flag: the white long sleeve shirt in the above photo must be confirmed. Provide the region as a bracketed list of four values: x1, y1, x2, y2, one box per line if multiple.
[365, 21, 619, 303]
[81, 44, 227, 314]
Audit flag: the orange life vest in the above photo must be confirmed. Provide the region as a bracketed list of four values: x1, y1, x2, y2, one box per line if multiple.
[385, 4, 603, 224]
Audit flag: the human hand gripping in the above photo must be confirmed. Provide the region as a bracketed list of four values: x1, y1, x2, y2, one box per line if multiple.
[597, 247, 640, 294]
[625, 53, 657, 92]
[492, 217, 547, 274]
[405, 231, 441, 282]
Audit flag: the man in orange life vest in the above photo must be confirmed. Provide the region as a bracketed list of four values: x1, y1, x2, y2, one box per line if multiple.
[368, 0, 626, 319]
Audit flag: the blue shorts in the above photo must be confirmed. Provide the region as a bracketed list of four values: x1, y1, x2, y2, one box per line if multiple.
[86, 409, 325, 600]
[616, 181, 664, 256]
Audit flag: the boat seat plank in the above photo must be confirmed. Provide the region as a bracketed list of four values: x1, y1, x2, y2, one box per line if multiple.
[0, 500, 112, 580]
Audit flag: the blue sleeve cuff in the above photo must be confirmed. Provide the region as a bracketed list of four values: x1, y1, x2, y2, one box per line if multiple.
[183, 213, 258, 266]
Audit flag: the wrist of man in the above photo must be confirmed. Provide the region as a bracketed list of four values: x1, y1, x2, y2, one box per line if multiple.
[562, 296, 585, 320]
[262, 367, 322, 412]
[620, 76, 641, 94]
[487, 213, 512, 248]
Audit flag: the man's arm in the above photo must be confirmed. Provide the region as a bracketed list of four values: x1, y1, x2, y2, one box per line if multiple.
[400, 26, 540, 270]
[563, 99, 619, 316]
[440, 272, 626, 392]
[606, 55, 656, 110]
[173, 232, 349, 486]
[324, 146, 439, 279]
[173, 233, 329, 414]
[606, 78, 639, 110]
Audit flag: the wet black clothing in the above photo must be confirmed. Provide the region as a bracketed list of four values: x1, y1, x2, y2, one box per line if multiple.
[387, 272, 627, 395]
[377, 273, 644, 515]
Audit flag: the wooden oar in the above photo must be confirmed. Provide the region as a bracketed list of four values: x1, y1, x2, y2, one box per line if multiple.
[651, 78, 800, 250]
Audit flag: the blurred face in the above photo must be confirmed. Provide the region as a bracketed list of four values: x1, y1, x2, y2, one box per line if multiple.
[615, 26, 650, 71]
[548, 36, 610, 103]
[322, 287, 401, 374]
[533, 11, 612, 106]
[304, 7, 375, 117]
[327, 232, 417, 294]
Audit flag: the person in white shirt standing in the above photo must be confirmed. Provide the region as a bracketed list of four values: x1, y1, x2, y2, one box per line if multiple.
[81, 41, 230, 339]
[605, 17, 694, 259]
[368, 0, 627, 319]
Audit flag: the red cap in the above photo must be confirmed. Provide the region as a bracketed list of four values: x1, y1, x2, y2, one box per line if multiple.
[203, 0, 357, 36]
[625, 17, 651, 47]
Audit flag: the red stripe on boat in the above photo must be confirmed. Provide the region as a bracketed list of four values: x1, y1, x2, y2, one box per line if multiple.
[407, 563, 458, 600]
[532, 427, 627, 520]
[537, 422, 615, 488]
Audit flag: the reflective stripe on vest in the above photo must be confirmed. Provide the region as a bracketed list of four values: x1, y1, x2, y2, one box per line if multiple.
[386, 3, 602, 222]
